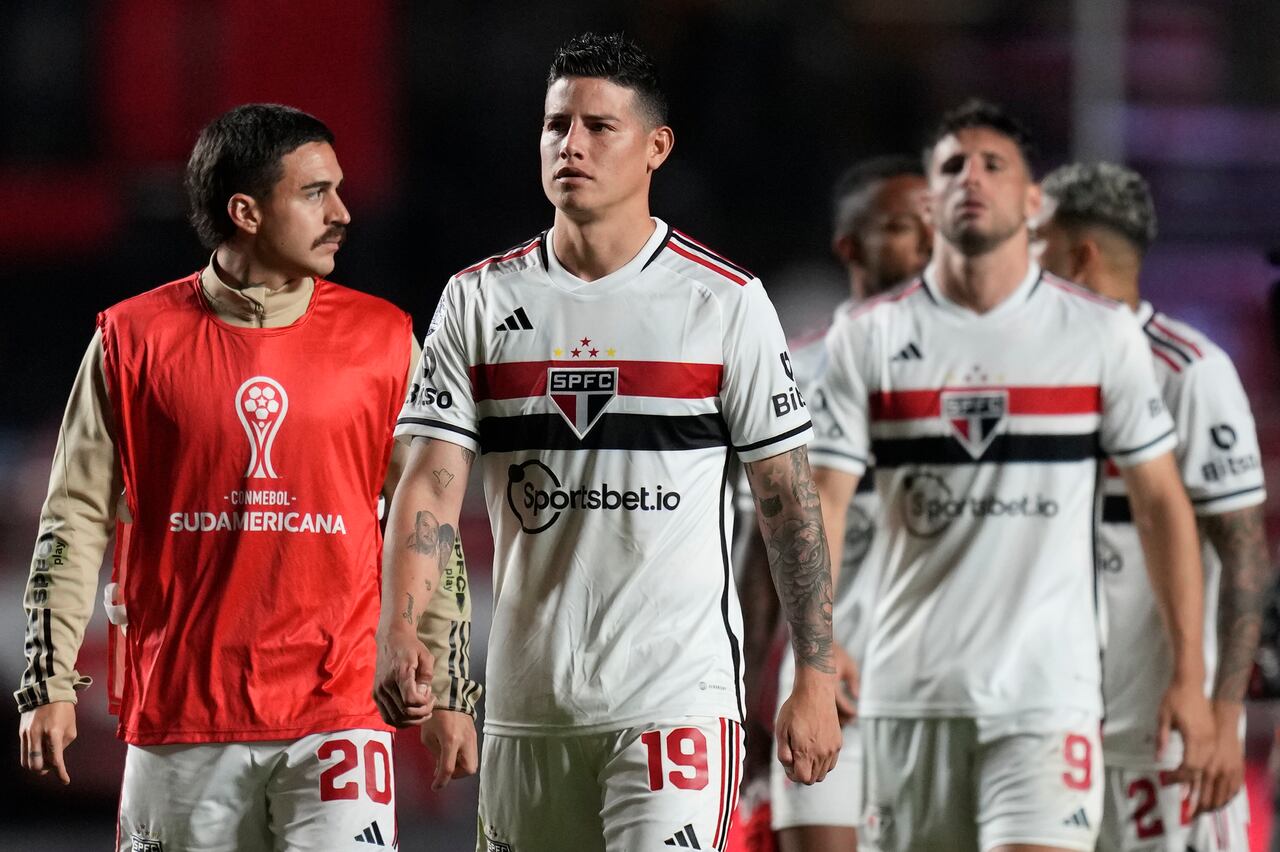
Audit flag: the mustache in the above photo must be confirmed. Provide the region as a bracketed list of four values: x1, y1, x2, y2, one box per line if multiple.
[312, 225, 347, 249]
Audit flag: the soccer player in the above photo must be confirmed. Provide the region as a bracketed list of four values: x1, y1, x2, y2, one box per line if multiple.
[735, 155, 931, 852]
[14, 103, 478, 851]
[377, 32, 842, 852]
[1035, 162, 1268, 852]
[807, 100, 1215, 852]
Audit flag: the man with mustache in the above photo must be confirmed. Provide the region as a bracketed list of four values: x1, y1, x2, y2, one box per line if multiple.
[15, 103, 478, 850]
[807, 101, 1213, 852]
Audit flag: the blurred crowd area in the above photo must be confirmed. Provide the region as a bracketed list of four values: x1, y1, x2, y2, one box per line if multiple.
[2, 1, 1279, 848]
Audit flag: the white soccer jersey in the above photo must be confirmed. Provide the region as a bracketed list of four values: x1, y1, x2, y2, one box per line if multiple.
[1100, 301, 1266, 768]
[396, 219, 814, 734]
[808, 263, 1176, 719]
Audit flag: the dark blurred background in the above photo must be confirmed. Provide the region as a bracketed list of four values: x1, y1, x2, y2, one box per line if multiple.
[2, 1, 1278, 848]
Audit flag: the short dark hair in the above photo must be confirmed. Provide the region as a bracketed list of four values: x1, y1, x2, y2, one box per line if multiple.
[924, 99, 1036, 175]
[1041, 162, 1158, 253]
[832, 155, 924, 239]
[547, 32, 668, 127]
[184, 103, 335, 250]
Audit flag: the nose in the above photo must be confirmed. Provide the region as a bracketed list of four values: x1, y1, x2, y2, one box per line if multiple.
[560, 120, 586, 160]
[328, 190, 351, 225]
[957, 155, 982, 187]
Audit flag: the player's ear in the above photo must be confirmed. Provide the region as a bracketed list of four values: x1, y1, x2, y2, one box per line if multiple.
[1024, 182, 1043, 223]
[227, 193, 262, 236]
[833, 233, 860, 267]
[647, 125, 674, 173]
[1071, 238, 1100, 282]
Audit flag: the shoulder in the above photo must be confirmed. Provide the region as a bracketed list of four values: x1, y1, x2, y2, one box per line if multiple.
[450, 233, 546, 289]
[840, 277, 926, 328]
[1037, 271, 1128, 317]
[103, 273, 201, 318]
[647, 226, 758, 296]
[316, 279, 411, 326]
[1141, 308, 1225, 374]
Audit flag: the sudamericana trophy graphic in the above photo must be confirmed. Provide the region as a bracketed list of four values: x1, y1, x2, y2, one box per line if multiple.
[236, 376, 289, 479]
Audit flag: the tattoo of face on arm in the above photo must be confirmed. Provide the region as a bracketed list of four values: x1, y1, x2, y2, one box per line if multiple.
[404, 510, 459, 588]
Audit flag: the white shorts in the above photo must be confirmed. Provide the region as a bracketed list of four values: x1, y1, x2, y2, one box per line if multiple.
[1097, 765, 1250, 851]
[477, 716, 743, 852]
[118, 729, 396, 852]
[768, 721, 862, 830]
[861, 714, 1103, 852]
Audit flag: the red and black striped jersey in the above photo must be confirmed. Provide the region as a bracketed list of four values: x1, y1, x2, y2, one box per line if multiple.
[809, 263, 1175, 720]
[396, 219, 812, 733]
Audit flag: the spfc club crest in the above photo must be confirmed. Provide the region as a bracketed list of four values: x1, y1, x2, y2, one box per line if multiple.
[941, 389, 1007, 459]
[548, 367, 617, 438]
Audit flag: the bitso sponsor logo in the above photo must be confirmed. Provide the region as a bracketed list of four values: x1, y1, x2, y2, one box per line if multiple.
[942, 389, 1007, 459]
[901, 471, 1057, 537]
[1097, 540, 1123, 574]
[506, 459, 681, 534]
[236, 376, 288, 479]
[548, 367, 616, 438]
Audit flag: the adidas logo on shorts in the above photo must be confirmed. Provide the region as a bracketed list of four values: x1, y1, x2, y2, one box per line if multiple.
[663, 823, 703, 848]
[354, 820, 387, 845]
[1061, 807, 1090, 829]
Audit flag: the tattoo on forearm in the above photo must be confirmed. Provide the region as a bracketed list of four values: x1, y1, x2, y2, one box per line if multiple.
[1201, 506, 1271, 702]
[433, 468, 455, 489]
[402, 593, 415, 626]
[405, 510, 459, 577]
[461, 446, 476, 465]
[747, 448, 835, 674]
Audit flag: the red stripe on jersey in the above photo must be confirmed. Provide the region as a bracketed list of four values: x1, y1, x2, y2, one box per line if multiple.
[1044, 276, 1120, 308]
[470, 359, 723, 401]
[849, 280, 922, 318]
[668, 242, 748, 286]
[1148, 317, 1203, 358]
[1149, 346, 1182, 373]
[713, 718, 727, 847]
[1104, 459, 1122, 478]
[870, 385, 1102, 420]
[671, 229, 755, 277]
[455, 239, 541, 276]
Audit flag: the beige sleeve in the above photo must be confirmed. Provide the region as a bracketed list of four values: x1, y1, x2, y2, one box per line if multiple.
[15, 330, 122, 711]
[383, 332, 482, 715]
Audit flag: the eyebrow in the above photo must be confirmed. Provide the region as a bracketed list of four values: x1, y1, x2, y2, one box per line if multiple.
[544, 112, 623, 122]
[300, 179, 340, 191]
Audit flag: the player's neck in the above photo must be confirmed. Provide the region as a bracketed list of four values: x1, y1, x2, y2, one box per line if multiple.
[1086, 270, 1141, 310]
[933, 234, 1032, 314]
[214, 243, 305, 293]
[551, 210, 657, 282]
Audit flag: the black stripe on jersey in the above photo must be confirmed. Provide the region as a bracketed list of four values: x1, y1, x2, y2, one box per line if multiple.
[1027, 269, 1045, 298]
[734, 421, 813, 455]
[41, 608, 53, 694]
[396, 416, 481, 443]
[855, 472, 875, 494]
[447, 621, 461, 709]
[642, 222, 674, 270]
[670, 232, 755, 280]
[478, 412, 730, 454]
[1101, 494, 1133, 523]
[870, 433, 1099, 467]
[23, 608, 44, 682]
[1192, 485, 1266, 506]
[536, 230, 549, 269]
[1144, 329, 1193, 365]
[718, 455, 746, 722]
[1108, 427, 1175, 460]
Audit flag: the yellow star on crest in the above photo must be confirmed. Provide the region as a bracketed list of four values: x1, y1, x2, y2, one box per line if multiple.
[553, 348, 563, 357]
[606, 347, 616, 357]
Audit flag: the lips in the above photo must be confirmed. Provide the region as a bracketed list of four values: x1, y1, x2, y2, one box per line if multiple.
[554, 167, 589, 180]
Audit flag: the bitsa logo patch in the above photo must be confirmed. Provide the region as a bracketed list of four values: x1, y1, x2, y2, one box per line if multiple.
[548, 367, 617, 438]
[236, 376, 289, 478]
[941, 389, 1007, 459]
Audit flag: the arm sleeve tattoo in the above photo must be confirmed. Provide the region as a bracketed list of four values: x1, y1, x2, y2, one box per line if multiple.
[1200, 504, 1272, 702]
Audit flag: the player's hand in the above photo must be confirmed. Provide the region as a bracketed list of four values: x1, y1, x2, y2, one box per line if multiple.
[1156, 677, 1214, 790]
[1195, 699, 1245, 815]
[420, 709, 478, 791]
[833, 646, 859, 726]
[19, 701, 76, 785]
[774, 668, 841, 785]
[373, 627, 435, 727]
